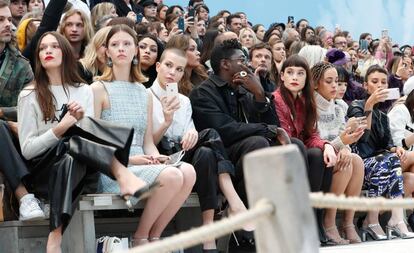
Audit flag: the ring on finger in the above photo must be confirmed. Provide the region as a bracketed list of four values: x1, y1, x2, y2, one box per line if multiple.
[240, 71, 247, 77]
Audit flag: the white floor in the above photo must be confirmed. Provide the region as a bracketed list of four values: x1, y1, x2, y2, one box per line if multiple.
[320, 238, 414, 253]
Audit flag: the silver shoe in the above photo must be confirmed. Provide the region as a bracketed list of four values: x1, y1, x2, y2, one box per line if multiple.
[361, 223, 388, 241]
[386, 221, 414, 239]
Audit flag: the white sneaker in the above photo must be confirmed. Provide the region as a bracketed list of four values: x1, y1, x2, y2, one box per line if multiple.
[19, 194, 45, 221]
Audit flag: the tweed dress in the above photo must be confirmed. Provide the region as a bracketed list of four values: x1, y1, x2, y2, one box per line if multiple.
[97, 81, 166, 194]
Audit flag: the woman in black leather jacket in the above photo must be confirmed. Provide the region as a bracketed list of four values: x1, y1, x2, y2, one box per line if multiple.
[347, 65, 414, 241]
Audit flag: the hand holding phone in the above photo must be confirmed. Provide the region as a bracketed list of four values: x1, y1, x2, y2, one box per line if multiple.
[178, 17, 185, 32]
[384, 88, 400, 100]
[166, 83, 179, 98]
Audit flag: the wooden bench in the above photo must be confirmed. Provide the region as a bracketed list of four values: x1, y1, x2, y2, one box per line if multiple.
[0, 193, 203, 253]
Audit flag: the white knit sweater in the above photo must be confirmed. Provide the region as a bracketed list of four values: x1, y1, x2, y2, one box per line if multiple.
[18, 84, 94, 160]
[315, 92, 347, 151]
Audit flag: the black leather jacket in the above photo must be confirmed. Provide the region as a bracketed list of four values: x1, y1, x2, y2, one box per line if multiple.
[189, 74, 280, 147]
[347, 100, 395, 159]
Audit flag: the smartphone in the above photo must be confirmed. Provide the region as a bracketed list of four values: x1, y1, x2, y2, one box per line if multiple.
[166, 83, 178, 97]
[136, 13, 144, 24]
[385, 88, 400, 100]
[381, 29, 388, 39]
[154, 155, 170, 163]
[166, 150, 186, 166]
[360, 39, 369, 51]
[188, 8, 195, 18]
[287, 16, 294, 24]
[178, 17, 185, 31]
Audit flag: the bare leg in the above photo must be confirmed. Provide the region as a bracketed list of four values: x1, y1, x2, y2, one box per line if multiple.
[389, 196, 411, 234]
[342, 154, 364, 240]
[133, 167, 184, 239]
[110, 158, 150, 197]
[364, 210, 385, 235]
[323, 161, 353, 240]
[46, 226, 62, 253]
[403, 172, 414, 198]
[201, 209, 217, 250]
[14, 183, 29, 200]
[148, 163, 196, 238]
[219, 173, 246, 214]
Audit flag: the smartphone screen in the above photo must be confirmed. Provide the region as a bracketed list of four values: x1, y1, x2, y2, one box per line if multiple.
[166, 83, 178, 97]
[360, 39, 369, 51]
[188, 8, 195, 18]
[136, 13, 143, 24]
[178, 17, 185, 31]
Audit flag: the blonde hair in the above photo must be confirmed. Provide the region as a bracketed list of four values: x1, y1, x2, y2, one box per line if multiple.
[239, 27, 258, 47]
[59, 9, 94, 48]
[79, 26, 111, 76]
[96, 24, 147, 83]
[91, 2, 116, 31]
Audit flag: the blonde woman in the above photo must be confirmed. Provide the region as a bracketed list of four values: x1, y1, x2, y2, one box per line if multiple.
[91, 2, 118, 31]
[78, 26, 111, 83]
[239, 27, 257, 49]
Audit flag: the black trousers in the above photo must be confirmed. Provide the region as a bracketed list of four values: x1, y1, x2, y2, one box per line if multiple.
[0, 120, 30, 191]
[181, 129, 235, 211]
[26, 117, 134, 232]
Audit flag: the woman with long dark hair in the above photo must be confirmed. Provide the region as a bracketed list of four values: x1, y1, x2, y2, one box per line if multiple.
[273, 55, 337, 244]
[18, 32, 156, 253]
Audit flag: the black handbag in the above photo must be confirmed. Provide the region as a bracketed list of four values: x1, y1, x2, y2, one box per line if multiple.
[157, 136, 182, 156]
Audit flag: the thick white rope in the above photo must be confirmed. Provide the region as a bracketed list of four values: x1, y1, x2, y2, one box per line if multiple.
[123, 199, 274, 253]
[121, 194, 414, 253]
[310, 192, 414, 210]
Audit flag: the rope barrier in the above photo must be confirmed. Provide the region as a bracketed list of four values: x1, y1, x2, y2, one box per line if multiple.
[125, 199, 274, 253]
[122, 193, 414, 253]
[310, 193, 414, 210]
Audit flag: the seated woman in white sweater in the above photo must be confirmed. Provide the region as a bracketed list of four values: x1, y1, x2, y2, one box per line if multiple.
[18, 32, 156, 253]
[311, 62, 366, 245]
[388, 78, 414, 231]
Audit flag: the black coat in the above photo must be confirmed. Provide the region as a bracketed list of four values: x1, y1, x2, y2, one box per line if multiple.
[189, 74, 280, 147]
[347, 99, 395, 159]
[111, 0, 142, 17]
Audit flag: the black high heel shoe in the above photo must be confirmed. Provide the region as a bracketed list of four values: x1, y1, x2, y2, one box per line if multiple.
[122, 181, 160, 209]
[407, 213, 414, 232]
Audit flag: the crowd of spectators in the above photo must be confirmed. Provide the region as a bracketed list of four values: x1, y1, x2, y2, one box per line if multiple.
[2, 0, 414, 252]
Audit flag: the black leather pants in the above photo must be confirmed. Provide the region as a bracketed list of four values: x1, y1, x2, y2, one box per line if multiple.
[26, 117, 134, 232]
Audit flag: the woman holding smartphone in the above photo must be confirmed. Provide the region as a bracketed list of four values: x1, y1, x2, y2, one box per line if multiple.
[312, 62, 365, 244]
[92, 25, 196, 246]
[18, 32, 157, 253]
[150, 48, 249, 252]
[348, 65, 414, 241]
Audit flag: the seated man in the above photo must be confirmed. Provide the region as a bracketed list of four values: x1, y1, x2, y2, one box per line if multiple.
[0, 1, 44, 221]
[249, 42, 277, 92]
[189, 39, 293, 252]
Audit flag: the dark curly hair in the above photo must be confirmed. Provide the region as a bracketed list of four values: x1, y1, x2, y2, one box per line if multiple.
[210, 39, 243, 74]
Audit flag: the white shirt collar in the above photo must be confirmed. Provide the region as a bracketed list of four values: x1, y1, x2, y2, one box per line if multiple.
[150, 79, 167, 100]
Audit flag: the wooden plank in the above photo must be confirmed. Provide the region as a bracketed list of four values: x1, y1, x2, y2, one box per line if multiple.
[243, 145, 319, 253]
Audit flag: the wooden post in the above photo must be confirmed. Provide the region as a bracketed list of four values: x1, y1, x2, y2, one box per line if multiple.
[243, 144, 319, 253]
